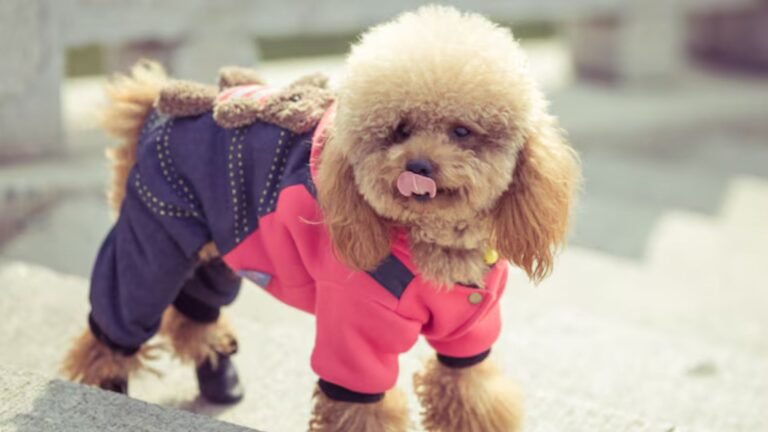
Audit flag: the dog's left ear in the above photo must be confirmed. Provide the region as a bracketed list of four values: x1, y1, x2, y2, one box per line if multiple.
[316, 139, 391, 271]
[490, 115, 580, 283]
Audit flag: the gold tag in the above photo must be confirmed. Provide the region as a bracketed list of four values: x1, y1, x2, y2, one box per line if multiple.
[483, 249, 499, 266]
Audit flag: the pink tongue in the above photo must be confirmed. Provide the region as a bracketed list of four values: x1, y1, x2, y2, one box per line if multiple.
[397, 171, 437, 198]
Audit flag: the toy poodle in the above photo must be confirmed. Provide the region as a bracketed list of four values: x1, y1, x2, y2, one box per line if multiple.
[62, 5, 580, 431]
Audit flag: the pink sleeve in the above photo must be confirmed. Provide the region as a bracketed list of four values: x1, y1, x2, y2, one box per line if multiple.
[310, 281, 422, 394]
[426, 299, 502, 358]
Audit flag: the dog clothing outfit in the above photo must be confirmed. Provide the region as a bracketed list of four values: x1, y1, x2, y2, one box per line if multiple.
[88, 86, 508, 401]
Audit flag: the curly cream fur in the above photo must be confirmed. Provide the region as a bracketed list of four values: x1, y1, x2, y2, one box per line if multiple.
[101, 60, 167, 215]
[409, 218, 493, 287]
[309, 386, 409, 432]
[61, 327, 160, 386]
[414, 358, 522, 432]
[411, 241, 489, 288]
[159, 307, 238, 366]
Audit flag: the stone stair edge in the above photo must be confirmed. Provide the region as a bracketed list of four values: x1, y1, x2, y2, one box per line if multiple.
[0, 365, 260, 432]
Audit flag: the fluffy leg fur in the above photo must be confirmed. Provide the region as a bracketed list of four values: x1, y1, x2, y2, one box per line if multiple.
[61, 328, 158, 386]
[413, 358, 522, 432]
[196, 241, 220, 262]
[160, 307, 238, 366]
[309, 387, 409, 432]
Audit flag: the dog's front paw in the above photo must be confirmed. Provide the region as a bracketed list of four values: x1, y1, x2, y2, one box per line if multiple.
[160, 307, 238, 365]
[414, 357, 522, 432]
[309, 386, 409, 432]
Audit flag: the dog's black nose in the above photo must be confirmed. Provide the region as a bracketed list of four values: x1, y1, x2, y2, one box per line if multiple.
[405, 159, 433, 177]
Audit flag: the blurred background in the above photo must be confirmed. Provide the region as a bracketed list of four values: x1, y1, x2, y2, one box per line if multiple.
[1, 0, 767, 431]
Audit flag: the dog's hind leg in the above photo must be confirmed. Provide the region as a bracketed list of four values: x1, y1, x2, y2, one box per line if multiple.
[61, 325, 161, 394]
[160, 256, 244, 404]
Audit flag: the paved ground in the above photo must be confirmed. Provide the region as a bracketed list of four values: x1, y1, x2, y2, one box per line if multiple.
[1, 41, 767, 431]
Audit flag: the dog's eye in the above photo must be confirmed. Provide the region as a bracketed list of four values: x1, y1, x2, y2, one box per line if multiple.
[452, 126, 471, 139]
[391, 122, 410, 144]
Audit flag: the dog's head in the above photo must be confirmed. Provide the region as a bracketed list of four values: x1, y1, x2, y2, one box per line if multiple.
[317, 6, 580, 282]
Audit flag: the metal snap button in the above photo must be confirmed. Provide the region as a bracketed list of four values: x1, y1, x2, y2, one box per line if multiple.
[468, 292, 484, 305]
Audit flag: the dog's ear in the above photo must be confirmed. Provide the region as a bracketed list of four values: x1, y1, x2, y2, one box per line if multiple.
[316, 140, 390, 271]
[490, 115, 580, 283]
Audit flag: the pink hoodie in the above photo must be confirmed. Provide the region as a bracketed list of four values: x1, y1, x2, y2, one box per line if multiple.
[223, 107, 506, 395]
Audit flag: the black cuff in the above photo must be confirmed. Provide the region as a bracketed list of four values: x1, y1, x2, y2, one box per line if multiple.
[173, 290, 221, 323]
[437, 349, 491, 369]
[318, 379, 384, 404]
[88, 314, 140, 356]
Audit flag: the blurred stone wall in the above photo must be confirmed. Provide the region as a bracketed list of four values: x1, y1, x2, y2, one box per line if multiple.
[1, 0, 766, 162]
[0, 0, 63, 160]
[690, 2, 768, 70]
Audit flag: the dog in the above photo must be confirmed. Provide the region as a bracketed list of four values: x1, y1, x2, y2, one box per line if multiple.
[62, 6, 580, 431]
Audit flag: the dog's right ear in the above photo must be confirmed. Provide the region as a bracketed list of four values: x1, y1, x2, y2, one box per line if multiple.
[316, 139, 390, 271]
[490, 115, 580, 283]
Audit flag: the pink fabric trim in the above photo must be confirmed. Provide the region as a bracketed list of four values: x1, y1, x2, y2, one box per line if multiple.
[216, 84, 278, 105]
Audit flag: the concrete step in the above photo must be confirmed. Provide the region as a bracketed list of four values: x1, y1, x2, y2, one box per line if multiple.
[570, 134, 768, 260]
[646, 210, 721, 275]
[499, 256, 768, 431]
[4, 260, 765, 431]
[500, 306, 768, 432]
[648, 175, 768, 266]
[642, 178, 768, 354]
[721, 176, 768, 253]
[0, 365, 257, 432]
[531, 174, 768, 357]
[524, 391, 692, 432]
[514, 242, 768, 359]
